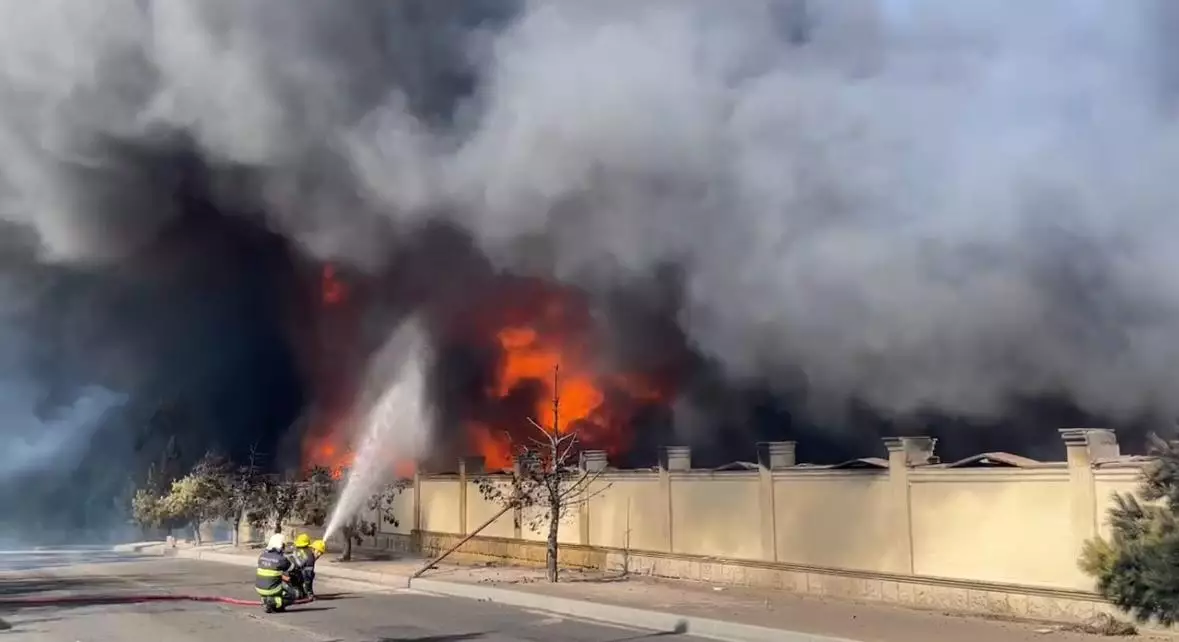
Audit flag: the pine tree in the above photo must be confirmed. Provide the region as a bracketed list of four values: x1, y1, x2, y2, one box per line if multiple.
[1081, 435, 1179, 624]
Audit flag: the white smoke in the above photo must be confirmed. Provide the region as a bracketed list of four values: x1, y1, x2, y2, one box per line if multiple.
[1, 383, 127, 481]
[0, 0, 1178, 423]
[0, 265, 128, 483]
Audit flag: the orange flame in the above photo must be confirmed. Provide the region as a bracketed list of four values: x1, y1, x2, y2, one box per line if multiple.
[301, 414, 417, 480]
[301, 414, 354, 479]
[322, 264, 347, 305]
[313, 443, 351, 480]
[299, 264, 415, 482]
[493, 326, 604, 434]
[471, 422, 513, 471]
[465, 279, 672, 469]
[300, 270, 674, 478]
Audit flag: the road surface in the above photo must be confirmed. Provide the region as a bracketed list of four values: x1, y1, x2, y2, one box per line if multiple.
[0, 549, 708, 642]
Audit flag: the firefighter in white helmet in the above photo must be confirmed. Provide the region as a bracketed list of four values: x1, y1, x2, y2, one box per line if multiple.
[255, 533, 298, 613]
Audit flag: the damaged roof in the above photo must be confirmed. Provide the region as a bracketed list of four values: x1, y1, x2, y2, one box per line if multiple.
[710, 461, 759, 471]
[938, 452, 1043, 468]
[786, 457, 890, 470]
[827, 457, 890, 470]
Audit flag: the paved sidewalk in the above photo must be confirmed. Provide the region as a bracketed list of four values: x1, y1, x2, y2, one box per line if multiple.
[162, 544, 1158, 642]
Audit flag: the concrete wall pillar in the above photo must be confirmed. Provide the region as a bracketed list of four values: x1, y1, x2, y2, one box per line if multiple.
[758, 441, 797, 470]
[579, 450, 608, 545]
[412, 467, 422, 534]
[658, 446, 690, 553]
[1061, 429, 1119, 553]
[511, 456, 524, 540]
[882, 436, 936, 575]
[756, 441, 796, 561]
[457, 457, 484, 536]
[458, 458, 469, 535]
[665, 446, 692, 471]
[581, 450, 609, 472]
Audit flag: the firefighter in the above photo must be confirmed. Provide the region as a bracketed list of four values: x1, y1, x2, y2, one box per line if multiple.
[302, 539, 327, 599]
[256, 533, 298, 613]
[289, 533, 315, 599]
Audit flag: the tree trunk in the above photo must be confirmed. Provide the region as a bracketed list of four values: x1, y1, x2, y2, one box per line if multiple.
[231, 517, 241, 547]
[342, 529, 354, 562]
[192, 521, 202, 546]
[546, 497, 560, 582]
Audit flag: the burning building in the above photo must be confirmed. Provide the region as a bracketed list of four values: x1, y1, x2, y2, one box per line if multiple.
[290, 221, 1135, 478]
[295, 226, 684, 475]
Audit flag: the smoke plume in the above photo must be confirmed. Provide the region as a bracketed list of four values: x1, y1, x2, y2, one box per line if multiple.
[444, 0, 1179, 424]
[1, 0, 1178, 536]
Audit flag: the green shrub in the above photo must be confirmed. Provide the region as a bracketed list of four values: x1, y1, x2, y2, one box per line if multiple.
[1081, 435, 1179, 625]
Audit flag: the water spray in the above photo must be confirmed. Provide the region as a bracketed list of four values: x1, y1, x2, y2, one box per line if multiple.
[323, 318, 432, 542]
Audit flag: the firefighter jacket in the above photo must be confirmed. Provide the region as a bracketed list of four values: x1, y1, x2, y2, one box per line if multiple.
[292, 547, 317, 570]
[255, 549, 291, 595]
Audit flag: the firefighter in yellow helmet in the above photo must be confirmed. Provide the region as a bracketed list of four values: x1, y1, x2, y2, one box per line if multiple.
[305, 539, 327, 597]
[289, 533, 317, 600]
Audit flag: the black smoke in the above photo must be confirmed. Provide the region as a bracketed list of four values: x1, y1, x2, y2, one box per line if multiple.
[2, 1, 1178, 542]
[344, 223, 1141, 470]
[0, 146, 307, 544]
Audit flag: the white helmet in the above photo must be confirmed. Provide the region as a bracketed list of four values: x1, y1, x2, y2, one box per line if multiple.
[267, 533, 286, 551]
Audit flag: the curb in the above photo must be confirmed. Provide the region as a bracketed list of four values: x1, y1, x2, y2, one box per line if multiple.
[174, 549, 860, 642]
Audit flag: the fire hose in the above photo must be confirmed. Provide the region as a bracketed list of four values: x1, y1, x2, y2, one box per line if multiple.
[0, 594, 314, 608]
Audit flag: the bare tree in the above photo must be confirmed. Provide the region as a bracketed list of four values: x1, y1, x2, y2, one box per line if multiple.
[477, 365, 610, 582]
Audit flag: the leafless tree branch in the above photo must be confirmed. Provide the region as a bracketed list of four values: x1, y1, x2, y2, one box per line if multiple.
[469, 364, 619, 583]
[563, 481, 611, 505]
[558, 468, 607, 501]
[557, 431, 581, 465]
[526, 416, 550, 438]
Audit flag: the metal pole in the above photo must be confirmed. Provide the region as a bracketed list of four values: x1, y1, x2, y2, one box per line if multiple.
[410, 501, 517, 579]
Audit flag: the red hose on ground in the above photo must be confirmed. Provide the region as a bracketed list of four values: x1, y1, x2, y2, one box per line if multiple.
[0, 594, 314, 607]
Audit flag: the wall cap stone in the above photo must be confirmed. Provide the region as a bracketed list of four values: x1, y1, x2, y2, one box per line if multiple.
[882, 436, 938, 466]
[757, 441, 798, 470]
[662, 446, 692, 471]
[580, 450, 609, 472]
[1059, 428, 1120, 462]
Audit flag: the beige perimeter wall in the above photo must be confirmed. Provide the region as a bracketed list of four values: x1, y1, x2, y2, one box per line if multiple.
[331, 432, 1150, 623]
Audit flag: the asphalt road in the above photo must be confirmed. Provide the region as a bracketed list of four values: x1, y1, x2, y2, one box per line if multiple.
[0, 549, 708, 642]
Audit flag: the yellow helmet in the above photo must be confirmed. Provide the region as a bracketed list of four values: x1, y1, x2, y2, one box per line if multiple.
[294, 533, 311, 548]
[310, 539, 326, 555]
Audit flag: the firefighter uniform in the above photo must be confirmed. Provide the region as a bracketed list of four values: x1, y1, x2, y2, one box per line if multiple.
[292, 548, 315, 597]
[305, 539, 326, 596]
[256, 547, 297, 610]
[290, 533, 315, 598]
